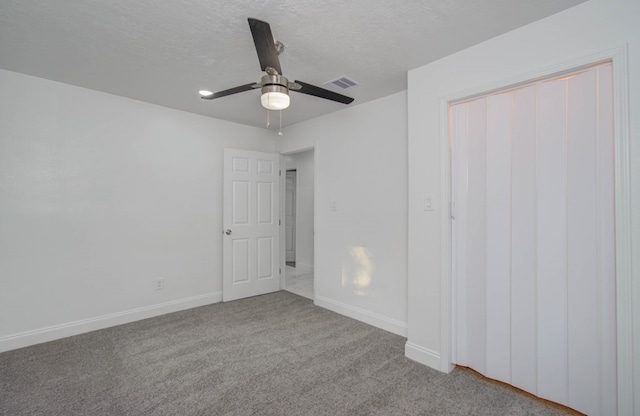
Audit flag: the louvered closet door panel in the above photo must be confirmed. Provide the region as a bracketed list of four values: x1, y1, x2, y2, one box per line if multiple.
[597, 65, 617, 416]
[510, 85, 537, 395]
[465, 98, 488, 375]
[452, 103, 470, 367]
[566, 68, 599, 413]
[452, 63, 616, 416]
[485, 92, 513, 384]
[536, 75, 569, 406]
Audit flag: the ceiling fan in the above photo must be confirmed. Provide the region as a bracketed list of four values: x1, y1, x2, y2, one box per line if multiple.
[199, 18, 354, 111]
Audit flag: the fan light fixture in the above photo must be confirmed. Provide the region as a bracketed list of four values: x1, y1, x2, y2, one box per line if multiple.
[261, 88, 290, 110]
[260, 74, 290, 110]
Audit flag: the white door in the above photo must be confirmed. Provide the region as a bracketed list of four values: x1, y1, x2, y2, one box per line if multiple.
[223, 149, 280, 302]
[452, 63, 616, 415]
[285, 171, 296, 263]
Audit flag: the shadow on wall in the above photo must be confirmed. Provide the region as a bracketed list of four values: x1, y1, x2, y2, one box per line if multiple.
[341, 246, 375, 296]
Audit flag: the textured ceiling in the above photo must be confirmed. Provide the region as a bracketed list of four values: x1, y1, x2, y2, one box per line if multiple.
[0, 0, 586, 129]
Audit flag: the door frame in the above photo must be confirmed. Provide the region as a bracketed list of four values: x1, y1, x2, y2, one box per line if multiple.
[285, 169, 297, 264]
[440, 46, 632, 411]
[279, 147, 317, 298]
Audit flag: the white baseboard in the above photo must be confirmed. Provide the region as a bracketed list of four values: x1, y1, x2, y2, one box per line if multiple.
[0, 292, 222, 353]
[405, 341, 452, 373]
[314, 295, 407, 337]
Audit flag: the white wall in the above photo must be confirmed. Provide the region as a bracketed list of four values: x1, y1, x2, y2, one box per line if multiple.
[279, 91, 408, 336]
[284, 150, 314, 271]
[407, 0, 639, 411]
[0, 69, 276, 352]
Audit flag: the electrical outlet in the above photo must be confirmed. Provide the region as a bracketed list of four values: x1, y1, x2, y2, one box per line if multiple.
[155, 278, 165, 290]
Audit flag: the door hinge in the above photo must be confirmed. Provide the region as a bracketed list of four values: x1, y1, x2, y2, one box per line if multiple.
[451, 201, 456, 219]
[279, 170, 282, 176]
[279, 219, 281, 225]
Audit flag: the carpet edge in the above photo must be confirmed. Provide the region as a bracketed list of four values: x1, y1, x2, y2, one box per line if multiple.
[314, 295, 408, 337]
[0, 291, 222, 353]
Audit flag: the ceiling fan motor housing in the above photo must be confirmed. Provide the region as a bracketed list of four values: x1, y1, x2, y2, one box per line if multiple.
[261, 73, 289, 96]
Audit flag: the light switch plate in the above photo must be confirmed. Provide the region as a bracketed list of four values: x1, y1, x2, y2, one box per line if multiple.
[424, 195, 434, 211]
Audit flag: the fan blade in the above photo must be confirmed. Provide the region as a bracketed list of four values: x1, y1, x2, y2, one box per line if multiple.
[248, 18, 282, 75]
[201, 83, 260, 100]
[292, 80, 354, 104]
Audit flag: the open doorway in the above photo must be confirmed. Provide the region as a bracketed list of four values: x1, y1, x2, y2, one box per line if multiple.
[282, 149, 314, 300]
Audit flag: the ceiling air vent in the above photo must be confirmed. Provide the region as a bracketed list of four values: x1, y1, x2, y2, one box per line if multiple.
[323, 76, 359, 91]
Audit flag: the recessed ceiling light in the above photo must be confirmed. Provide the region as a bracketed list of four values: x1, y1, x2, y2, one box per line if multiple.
[199, 90, 214, 97]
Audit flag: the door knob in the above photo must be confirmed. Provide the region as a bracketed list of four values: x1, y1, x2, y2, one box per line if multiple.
[225, 229, 232, 235]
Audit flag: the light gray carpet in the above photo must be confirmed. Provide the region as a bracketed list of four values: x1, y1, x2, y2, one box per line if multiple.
[0, 291, 580, 415]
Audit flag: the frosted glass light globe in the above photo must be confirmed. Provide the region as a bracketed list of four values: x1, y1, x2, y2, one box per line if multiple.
[261, 91, 290, 110]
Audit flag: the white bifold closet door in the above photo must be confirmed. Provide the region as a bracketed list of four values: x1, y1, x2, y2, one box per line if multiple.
[452, 63, 616, 416]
